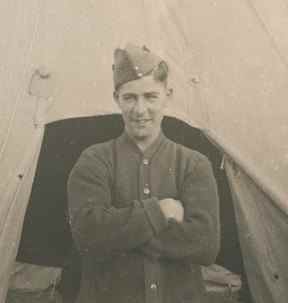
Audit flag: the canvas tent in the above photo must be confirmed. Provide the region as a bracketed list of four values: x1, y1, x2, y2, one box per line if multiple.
[0, 0, 288, 302]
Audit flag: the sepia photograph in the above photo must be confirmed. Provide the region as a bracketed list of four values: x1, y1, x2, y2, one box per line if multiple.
[0, 1, 287, 303]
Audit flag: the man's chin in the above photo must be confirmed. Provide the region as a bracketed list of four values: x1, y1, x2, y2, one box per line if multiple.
[126, 126, 149, 140]
[126, 125, 160, 142]
[132, 132, 149, 141]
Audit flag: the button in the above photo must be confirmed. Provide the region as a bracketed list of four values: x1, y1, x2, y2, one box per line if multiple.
[144, 187, 150, 195]
[150, 283, 157, 290]
[143, 158, 149, 165]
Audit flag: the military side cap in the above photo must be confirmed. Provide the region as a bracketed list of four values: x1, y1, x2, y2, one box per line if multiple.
[113, 44, 163, 90]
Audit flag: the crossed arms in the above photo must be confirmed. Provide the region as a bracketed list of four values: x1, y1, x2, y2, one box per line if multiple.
[67, 149, 220, 265]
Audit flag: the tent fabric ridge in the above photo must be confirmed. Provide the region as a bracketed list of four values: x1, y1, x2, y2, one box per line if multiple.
[0, 128, 44, 235]
[244, 0, 288, 72]
[204, 129, 288, 215]
[0, 0, 43, 164]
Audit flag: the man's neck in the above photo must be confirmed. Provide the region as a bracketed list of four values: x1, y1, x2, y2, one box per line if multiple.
[126, 130, 161, 153]
[136, 140, 154, 153]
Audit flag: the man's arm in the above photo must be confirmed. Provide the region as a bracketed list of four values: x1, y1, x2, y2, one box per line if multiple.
[140, 154, 220, 266]
[67, 149, 168, 259]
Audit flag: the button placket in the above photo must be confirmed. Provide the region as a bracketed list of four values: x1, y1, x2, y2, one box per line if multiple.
[142, 157, 151, 197]
[144, 258, 162, 303]
[143, 187, 150, 195]
[143, 158, 149, 165]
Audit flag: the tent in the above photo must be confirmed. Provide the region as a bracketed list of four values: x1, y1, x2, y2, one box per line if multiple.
[1, 0, 287, 302]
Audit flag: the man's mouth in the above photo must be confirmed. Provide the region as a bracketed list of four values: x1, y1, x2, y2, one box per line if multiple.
[132, 119, 152, 123]
[130, 119, 152, 129]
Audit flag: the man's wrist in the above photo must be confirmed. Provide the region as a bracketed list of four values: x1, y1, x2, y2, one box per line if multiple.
[142, 197, 168, 235]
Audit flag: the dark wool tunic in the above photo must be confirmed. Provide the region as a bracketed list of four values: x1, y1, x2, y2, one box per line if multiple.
[67, 131, 220, 303]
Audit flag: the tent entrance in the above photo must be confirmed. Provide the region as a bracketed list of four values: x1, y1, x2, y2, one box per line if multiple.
[16, 114, 252, 302]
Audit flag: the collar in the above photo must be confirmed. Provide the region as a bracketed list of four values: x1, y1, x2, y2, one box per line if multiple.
[117, 131, 166, 159]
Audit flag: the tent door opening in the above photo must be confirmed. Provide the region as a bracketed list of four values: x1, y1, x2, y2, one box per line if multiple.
[16, 114, 252, 303]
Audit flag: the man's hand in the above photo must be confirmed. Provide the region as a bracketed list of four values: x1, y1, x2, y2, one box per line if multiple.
[158, 198, 184, 223]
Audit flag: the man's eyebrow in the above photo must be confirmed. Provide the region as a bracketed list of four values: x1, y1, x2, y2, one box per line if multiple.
[122, 92, 137, 97]
[144, 91, 160, 96]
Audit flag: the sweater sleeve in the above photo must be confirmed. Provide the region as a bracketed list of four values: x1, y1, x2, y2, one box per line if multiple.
[140, 154, 220, 265]
[67, 149, 167, 258]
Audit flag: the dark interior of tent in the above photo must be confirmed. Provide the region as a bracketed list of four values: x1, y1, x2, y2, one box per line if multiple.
[16, 114, 253, 303]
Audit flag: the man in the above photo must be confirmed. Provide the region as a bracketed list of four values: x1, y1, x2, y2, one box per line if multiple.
[67, 44, 220, 303]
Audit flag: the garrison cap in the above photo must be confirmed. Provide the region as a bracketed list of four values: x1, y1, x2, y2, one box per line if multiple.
[113, 44, 164, 90]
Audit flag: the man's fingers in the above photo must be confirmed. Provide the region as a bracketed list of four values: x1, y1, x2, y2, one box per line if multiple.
[158, 198, 184, 222]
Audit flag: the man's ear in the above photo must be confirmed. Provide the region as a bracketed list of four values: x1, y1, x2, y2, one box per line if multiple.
[163, 87, 173, 109]
[113, 91, 119, 104]
[166, 88, 173, 97]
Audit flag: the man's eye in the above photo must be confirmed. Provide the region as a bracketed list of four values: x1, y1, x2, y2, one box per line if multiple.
[123, 95, 136, 102]
[145, 94, 158, 101]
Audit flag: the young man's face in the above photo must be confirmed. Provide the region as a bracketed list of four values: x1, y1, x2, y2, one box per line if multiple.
[115, 75, 170, 142]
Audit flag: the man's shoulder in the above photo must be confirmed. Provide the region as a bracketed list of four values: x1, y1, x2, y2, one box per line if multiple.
[174, 141, 209, 164]
[73, 140, 116, 170]
[168, 141, 212, 178]
[173, 142, 214, 179]
[82, 139, 115, 159]
[70, 139, 115, 177]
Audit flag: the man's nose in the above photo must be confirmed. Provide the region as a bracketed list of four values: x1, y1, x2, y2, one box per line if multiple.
[133, 97, 147, 114]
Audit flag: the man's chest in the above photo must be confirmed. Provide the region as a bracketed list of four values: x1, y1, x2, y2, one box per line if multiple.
[112, 145, 180, 207]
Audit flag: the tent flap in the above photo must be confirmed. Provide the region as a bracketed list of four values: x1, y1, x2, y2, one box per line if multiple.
[226, 160, 288, 303]
[0, 127, 44, 301]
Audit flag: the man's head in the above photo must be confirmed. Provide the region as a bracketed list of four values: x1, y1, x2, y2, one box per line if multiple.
[113, 44, 172, 143]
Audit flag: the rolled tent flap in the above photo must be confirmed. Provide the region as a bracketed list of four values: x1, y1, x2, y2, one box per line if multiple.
[0, 127, 45, 301]
[226, 160, 288, 303]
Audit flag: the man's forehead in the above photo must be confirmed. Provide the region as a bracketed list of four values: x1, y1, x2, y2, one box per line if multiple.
[117, 75, 165, 94]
